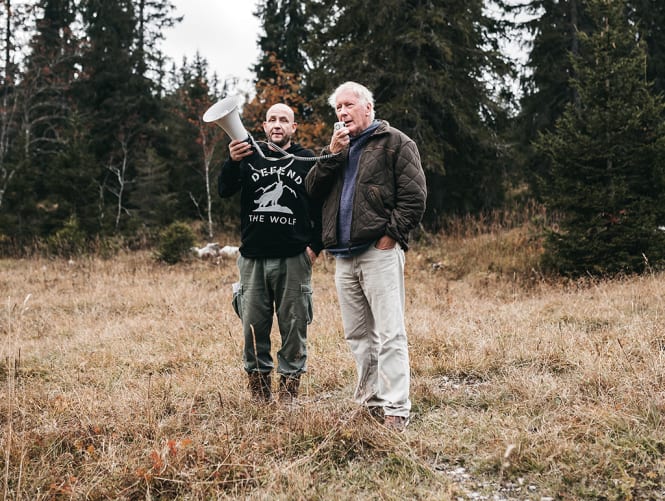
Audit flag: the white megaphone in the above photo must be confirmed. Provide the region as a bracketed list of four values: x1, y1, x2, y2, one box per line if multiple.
[202, 95, 249, 141]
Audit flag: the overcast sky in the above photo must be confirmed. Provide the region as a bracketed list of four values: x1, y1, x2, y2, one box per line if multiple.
[160, 1, 529, 98]
[162, 0, 261, 89]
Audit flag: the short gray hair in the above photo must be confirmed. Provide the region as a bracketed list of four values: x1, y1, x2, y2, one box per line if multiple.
[328, 81, 375, 121]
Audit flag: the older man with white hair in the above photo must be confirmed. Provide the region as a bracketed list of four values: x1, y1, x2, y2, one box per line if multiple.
[305, 82, 427, 432]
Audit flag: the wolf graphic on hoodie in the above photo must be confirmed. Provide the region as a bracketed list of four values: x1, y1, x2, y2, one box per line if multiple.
[218, 142, 323, 258]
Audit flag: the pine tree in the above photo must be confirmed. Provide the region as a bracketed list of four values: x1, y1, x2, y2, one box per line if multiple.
[17, 0, 84, 238]
[76, 0, 179, 234]
[536, 0, 665, 276]
[515, 0, 594, 199]
[134, 0, 180, 83]
[302, 0, 513, 222]
[127, 0, 181, 233]
[254, 0, 309, 81]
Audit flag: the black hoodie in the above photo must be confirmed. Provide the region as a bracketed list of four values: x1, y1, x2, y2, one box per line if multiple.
[218, 142, 323, 258]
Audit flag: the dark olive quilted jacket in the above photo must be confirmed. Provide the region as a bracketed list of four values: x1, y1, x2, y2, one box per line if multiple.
[305, 120, 427, 251]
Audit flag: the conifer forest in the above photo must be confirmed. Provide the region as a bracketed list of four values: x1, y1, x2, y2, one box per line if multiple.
[2, 0, 665, 275]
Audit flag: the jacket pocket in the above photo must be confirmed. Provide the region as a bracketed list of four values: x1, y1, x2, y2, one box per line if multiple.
[365, 185, 390, 218]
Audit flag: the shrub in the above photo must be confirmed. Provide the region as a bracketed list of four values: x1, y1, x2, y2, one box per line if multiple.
[156, 222, 196, 264]
[47, 216, 87, 257]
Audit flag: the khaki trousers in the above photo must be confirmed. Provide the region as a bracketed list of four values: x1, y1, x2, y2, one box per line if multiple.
[334, 244, 411, 417]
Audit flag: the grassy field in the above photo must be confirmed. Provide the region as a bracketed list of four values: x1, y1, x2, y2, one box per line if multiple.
[2, 221, 665, 500]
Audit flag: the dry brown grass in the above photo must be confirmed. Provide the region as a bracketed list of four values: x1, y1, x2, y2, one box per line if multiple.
[2, 222, 665, 500]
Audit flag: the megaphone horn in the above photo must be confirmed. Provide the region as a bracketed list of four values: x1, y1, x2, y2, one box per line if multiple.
[202, 95, 249, 141]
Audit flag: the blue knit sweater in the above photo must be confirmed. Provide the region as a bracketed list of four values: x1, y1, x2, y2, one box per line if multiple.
[329, 120, 380, 256]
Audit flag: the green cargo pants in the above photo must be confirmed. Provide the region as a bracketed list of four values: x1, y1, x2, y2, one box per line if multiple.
[232, 252, 313, 375]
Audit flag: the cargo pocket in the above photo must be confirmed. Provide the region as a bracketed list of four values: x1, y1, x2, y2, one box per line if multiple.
[231, 282, 243, 319]
[301, 284, 313, 324]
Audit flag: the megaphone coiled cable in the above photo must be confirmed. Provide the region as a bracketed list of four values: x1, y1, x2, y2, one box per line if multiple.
[248, 134, 341, 162]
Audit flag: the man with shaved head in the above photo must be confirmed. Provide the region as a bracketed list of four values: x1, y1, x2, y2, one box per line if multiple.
[219, 102, 322, 404]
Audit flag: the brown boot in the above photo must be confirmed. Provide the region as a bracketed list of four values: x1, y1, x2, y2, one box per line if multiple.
[248, 372, 272, 402]
[383, 415, 409, 432]
[278, 375, 300, 404]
